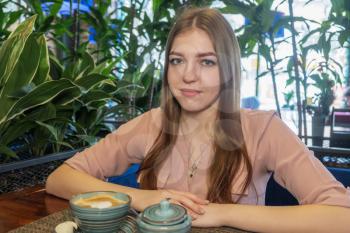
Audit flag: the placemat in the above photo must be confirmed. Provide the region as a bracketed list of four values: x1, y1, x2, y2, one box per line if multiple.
[9, 209, 250, 233]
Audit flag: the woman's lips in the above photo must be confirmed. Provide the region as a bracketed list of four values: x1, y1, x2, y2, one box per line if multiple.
[180, 89, 201, 97]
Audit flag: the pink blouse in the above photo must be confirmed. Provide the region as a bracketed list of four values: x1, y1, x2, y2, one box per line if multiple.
[65, 108, 350, 206]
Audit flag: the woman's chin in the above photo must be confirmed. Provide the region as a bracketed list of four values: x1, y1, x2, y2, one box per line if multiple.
[179, 102, 219, 115]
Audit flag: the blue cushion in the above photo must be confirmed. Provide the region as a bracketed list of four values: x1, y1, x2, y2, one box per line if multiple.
[327, 167, 350, 187]
[265, 167, 350, 206]
[107, 164, 140, 188]
[265, 174, 299, 206]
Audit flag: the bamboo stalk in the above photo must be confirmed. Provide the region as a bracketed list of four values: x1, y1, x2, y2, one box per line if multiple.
[288, 0, 303, 138]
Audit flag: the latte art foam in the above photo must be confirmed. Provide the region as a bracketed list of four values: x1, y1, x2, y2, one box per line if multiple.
[74, 194, 127, 209]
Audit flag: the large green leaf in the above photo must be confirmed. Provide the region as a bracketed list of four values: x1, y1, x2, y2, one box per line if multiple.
[52, 86, 82, 105]
[32, 34, 50, 84]
[0, 34, 43, 119]
[75, 74, 109, 92]
[49, 53, 64, 79]
[0, 120, 36, 145]
[25, 103, 56, 122]
[0, 15, 37, 86]
[80, 90, 111, 105]
[80, 52, 95, 77]
[35, 120, 59, 141]
[0, 79, 76, 124]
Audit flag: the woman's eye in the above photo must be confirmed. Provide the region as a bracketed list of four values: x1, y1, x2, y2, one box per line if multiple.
[201, 59, 216, 66]
[169, 58, 183, 65]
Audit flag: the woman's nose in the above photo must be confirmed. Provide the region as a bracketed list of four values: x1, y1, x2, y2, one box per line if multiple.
[183, 61, 199, 83]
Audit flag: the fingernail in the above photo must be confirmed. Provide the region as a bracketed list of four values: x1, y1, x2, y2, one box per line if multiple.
[205, 200, 210, 204]
[200, 209, 205, 214]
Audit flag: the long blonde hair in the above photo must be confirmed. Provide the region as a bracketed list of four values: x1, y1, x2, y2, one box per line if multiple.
[139, 7, 252, 203]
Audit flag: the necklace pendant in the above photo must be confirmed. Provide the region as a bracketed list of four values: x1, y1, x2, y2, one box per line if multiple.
[188, 170, 193, 178]
[189, 164, 197, 178]
[189, 168, 195, 178]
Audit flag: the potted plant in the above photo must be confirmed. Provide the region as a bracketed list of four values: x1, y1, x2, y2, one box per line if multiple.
[0, 15, 116, 193]
[306, 63, 341, 146]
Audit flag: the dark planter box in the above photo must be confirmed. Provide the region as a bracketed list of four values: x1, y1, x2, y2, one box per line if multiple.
[0, 149, 81, 194]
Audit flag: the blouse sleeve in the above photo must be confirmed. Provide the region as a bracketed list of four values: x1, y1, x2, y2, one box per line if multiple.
[261, 113, 350, 207]
[64, 109, 160, 181]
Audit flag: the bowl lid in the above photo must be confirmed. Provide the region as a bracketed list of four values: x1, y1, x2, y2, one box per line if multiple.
[140, 199, 187, 226]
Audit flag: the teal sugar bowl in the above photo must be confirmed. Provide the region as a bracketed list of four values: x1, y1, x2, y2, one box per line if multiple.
[136, 199, 192, 233]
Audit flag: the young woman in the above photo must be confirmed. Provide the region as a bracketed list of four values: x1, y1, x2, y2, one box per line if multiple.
[46, 7, 350, 232]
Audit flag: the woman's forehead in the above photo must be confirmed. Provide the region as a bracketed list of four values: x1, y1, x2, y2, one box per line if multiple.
[170, 28, 215, 54]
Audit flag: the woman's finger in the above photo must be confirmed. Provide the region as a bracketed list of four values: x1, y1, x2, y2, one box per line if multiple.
[171, 200, 198, 220]
[172, 190, 209, 205]
[174, 194, 206, 215]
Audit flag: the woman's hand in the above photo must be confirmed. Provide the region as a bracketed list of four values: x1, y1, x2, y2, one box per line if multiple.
[132, 189, 209, 219]
[192, 203, 226, 227]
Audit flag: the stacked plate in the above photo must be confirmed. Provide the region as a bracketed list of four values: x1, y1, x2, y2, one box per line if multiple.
[70, 191, 131, 233]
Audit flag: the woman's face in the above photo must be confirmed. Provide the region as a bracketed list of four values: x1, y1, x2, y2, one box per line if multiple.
[167, 28, 221, 113]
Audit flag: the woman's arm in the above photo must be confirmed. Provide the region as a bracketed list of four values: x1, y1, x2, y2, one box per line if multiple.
[46, 164, 208, 215]
[46, 164, 138, 201]
[193, 203, 350, 233]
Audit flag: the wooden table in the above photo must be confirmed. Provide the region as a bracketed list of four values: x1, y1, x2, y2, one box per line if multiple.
[0, 185, 68, 233]
[0, 186, 250, 233]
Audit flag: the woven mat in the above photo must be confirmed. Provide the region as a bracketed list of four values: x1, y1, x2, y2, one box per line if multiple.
[8, 209, 72, 233]
[9, 209, 249, 233]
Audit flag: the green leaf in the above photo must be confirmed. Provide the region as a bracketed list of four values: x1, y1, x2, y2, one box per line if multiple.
[39, 15, 55, 32]
[0, 120, 36, 145]
[35, 120, 59, 141]
[49, 54, 64, 79]
[0, 34, 42, 117]
[0, 144, 18, 160]
[76, 135, 98, 146]
[5, 11, 23, 29]
[338, 30, 350, 47]
[259, 44, 272, 63]
[86, 100, 108, 109]
[0, 15, 37, 86]
[80, 90, 111, 105]
[32, 34, 50, 84]
[28, 0, 44, 18]
[80, 52, 95, 76]
[152, 0, 163, 17]
[7, 83, 36, 99]
[0, 79, 76, 124]
[25, 103, 56, 121]
[49, 0, 63, 16]
[52, 86, 82, 105]
[256, 71, 269, 79]
[75, 74, 109, 92]
[53, 140, 74, 150]
[285, 77, 295, 87]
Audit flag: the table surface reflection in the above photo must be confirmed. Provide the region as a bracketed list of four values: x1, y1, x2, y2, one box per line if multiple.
[0, 186, 250, 233]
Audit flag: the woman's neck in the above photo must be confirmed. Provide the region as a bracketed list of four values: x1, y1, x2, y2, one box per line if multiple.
[179, 104, 218, 137]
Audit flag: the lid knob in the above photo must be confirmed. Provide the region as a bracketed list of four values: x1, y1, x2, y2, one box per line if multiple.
[159, 199, 172, 216]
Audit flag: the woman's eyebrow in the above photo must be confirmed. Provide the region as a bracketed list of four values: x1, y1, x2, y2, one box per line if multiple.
[169, 51, 217, 57]
[169, 51, 183, 56]
[196, 52, 217, 58]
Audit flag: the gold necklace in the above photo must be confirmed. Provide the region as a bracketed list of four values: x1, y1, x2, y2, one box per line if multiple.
[180, 127, 207, 178]
[188, 146, 206, 178]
